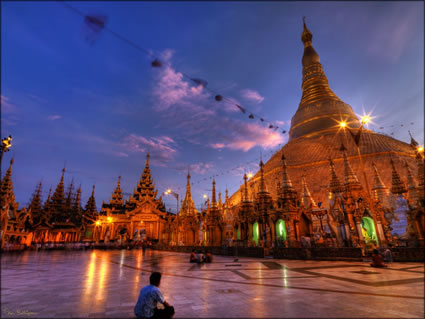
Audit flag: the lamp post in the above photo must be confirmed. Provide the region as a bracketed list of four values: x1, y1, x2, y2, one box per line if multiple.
[1, 135, 12, 167]
[164, 189, 179, 214]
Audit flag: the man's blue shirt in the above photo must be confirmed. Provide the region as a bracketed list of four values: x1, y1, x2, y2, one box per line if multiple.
[134, 285, 165, 318]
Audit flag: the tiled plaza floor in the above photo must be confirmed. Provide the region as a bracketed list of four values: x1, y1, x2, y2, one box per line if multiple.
[1, 249, 424, 318]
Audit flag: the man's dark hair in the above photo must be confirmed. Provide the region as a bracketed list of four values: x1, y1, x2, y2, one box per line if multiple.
[150, 272, 161, 286]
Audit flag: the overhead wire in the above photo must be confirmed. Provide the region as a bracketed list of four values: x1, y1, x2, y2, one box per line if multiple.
[58, 1, 289, 134]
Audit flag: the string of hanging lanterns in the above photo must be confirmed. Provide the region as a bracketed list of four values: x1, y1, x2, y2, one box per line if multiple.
[59, 1, 290, 135]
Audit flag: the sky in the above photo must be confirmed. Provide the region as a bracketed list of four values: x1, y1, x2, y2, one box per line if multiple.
[1, 1, 424, 212]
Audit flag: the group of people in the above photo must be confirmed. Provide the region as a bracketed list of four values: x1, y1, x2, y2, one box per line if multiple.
[189, 249, 213, 263]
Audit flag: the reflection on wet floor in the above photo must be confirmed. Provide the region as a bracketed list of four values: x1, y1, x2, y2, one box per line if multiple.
[1, 249, 424, 318]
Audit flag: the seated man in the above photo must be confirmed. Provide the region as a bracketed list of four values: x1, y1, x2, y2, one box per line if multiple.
[195, 250, 202, 263]
[205, 250, 213, 263]
[189, 249, 196, 263]
[134, 272, 174, 319]
[370, 249, 387, 268]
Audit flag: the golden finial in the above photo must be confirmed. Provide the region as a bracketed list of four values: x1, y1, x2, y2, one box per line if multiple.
[301, 16, 313, 45]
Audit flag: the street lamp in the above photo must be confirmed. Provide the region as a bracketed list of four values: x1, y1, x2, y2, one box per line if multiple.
[247, 172, 253, 179]
[1, 135, 12, 166]
[164, 189, 179, 214]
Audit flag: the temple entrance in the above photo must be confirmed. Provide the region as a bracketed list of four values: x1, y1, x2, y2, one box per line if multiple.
[362, 217, 378, 244]
[298, 214, 311, 238]
[236, 227, 241, 240]
[253, 222, 259, 246]
[276, 219, 286, 241]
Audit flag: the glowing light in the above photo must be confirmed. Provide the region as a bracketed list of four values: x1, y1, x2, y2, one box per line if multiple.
[361, 116, 370, 125]
[339, 121, 347, 128]
[107, 217, 112, 223]
[247, 172, 253, 178]
[203, 194, 208, 199]
[418, 146, 424, 153]
[95, 220, 101, 226]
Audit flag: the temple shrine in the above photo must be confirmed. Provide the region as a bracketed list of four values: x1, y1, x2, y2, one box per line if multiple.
[1, 20, 423, 252]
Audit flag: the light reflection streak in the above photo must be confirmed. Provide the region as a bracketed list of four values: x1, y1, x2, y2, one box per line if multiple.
[96, 256, 109, 301]
[283, 267, 288, 287]
[81, 251, 97, 308]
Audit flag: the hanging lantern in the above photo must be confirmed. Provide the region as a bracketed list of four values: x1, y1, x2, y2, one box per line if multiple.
[83, 14, 107, 43]
[260, 118, 264, 122]
[379, 127, 384, 129]
[249, 114, 254, 119]
[215, 95, 223, 101]
[269, 124, 274, 129]
[152, 59, 162, 67]
[282, 130, 286, 134]
[236, 104, 246, 113]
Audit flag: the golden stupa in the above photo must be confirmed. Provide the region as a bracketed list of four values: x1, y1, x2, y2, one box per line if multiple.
[230, 20, 419, 205]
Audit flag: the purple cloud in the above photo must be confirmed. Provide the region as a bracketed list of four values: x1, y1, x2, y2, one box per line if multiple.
[47, 115, 62, 121]
[121, 134, 178, 165]
[240, 89, 265, 104]
[150, 52, 284, 151]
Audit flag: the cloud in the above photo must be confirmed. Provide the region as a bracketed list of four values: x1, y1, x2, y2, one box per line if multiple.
[240, 89, 265, 104]
[121, 134, 178, 165]
[150, 52, 284, 151]
[209, 121, 284, 152]
[365, 4, 421, 63]
[1, 95, 20, 126]
[47, 115, 62, 121]
[1, 95, 17, 113]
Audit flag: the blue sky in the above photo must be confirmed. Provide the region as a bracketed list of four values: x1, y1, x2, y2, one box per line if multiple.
[2, 1, 423, 212]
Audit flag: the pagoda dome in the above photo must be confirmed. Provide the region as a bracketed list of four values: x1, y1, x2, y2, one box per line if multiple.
[230, 19, 419, 207]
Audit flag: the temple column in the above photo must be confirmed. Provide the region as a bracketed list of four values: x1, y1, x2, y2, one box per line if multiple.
[130, 221, 134, 240]
[248, 223, 253, 245]
[375, 220, 386, 246]
[295, 221, 300, 241]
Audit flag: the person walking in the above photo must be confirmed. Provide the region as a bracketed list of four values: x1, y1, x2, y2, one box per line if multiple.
[134, 272, 174, 319]
[382, 244, 393, 263]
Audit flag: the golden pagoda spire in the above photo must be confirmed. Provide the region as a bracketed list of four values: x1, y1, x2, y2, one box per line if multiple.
[74, 185, 82, 212]
[218, 192, 222, 210]
[211, 178, 217, 209]
[146, 152, 150, 168]
[301, 175, 316, 208]
[340, 143, 361, 191]
[110, 176, 124, 207]
[289, 17, 360, 140]
[405, 162, 418, 206]
[85, 185, 97, 217]
[329, 158, 343, 194]
[243, 173, 249, 202]
[371, 162, 388, 202]
[390, 159, 407, 195]
[259, 160, 267, 193]
[281, 153, 293, 189]
[182, 168, 197, 215]
[0, 158, 15, 207]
